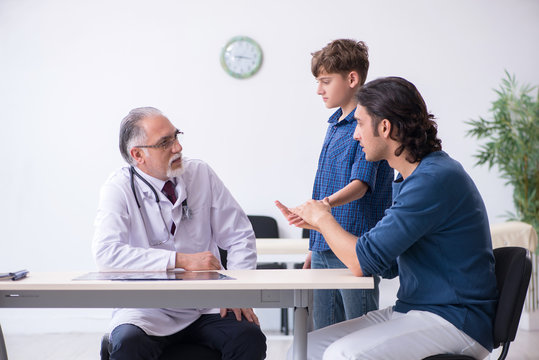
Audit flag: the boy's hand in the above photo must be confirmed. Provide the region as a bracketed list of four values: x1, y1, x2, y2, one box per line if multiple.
[303, 251, 312, 269]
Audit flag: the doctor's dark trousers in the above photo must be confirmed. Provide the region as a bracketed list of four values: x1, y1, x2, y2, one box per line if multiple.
[110, 312, 267, 360]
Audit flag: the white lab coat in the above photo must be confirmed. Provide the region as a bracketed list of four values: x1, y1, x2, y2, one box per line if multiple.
[92, 158, 257, 336]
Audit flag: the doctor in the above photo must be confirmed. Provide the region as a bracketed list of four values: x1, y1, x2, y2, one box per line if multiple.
[92, 107, 266, 360]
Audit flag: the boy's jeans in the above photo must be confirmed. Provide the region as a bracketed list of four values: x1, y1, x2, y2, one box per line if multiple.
[311, 250, 380, 329]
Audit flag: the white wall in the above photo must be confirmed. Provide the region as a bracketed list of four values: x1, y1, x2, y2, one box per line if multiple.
[0, 0, 538, 333]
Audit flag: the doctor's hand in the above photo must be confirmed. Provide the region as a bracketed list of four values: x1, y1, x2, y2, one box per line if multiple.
[275, 200, 318, 231]
[220, 308, 260, 326]
[175, 251, 221, 271]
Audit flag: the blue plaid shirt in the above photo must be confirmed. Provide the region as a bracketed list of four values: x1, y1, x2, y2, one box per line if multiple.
[310, 108, 393, 251]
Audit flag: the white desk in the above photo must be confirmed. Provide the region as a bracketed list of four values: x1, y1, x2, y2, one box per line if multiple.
[0, 269, 372, 360]
[256, 238, 309, 264]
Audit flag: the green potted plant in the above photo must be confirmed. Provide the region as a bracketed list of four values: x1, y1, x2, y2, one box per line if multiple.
[466, 71, 539, 235]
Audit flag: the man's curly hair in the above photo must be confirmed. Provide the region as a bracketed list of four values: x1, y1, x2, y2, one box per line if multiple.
[356, 77, 442, 163]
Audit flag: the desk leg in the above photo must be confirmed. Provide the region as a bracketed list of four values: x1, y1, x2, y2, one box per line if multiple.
[293, 306, 308, 360]
[0, 324, 8, 360]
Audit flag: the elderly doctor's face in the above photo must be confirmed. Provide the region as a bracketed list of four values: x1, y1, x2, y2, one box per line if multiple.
[131, 114, 184, 181]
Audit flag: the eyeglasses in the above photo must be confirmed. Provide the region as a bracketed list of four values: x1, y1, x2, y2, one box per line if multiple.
[135, 129, 183, 150]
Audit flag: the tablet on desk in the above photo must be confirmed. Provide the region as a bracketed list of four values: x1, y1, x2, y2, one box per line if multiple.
[73, 271, 234, 281]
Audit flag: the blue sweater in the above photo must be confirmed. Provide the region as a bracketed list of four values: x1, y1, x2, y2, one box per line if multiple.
[356, 151, 497, 351]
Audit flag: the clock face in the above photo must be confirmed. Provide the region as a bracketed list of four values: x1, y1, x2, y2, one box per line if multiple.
[220, 36, 263, 79]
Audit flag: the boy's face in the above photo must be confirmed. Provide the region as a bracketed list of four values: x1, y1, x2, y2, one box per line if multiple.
[316, 70, 356, 109]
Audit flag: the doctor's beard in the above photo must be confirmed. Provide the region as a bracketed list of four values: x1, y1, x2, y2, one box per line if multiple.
[167, 153, 185, 178]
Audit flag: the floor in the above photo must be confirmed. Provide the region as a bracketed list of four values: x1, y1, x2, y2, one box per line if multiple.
[2, 328, 539, 359]
[2, 331, 292, 360]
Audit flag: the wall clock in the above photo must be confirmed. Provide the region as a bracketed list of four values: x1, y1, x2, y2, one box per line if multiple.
[220, 36, 263, 79]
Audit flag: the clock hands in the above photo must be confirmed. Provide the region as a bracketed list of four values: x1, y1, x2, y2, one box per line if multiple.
[232, 55, 253, 60]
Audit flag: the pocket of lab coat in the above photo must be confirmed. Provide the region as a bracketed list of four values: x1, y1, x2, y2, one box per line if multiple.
[179, 203, 213, 251]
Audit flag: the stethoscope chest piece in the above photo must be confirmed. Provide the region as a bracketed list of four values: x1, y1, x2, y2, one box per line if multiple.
[182, 200, 192, 220]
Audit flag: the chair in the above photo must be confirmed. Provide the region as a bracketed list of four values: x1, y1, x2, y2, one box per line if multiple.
[218, 216, 282, 269]
[218, 246, 228, 269]
[219, 216, 281, 268]
[248, 215, 280, 238]
[248, 215, 291, 335]
[423, 246, 532, 360]
[100, 333, 221, 360]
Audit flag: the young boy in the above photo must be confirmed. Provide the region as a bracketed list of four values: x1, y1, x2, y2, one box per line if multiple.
[298, 39, 393, 329]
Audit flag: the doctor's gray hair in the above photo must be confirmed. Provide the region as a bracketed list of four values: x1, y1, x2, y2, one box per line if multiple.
[119, 107, 163, 165]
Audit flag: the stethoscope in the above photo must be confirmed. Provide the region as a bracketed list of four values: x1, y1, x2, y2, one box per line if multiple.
[130, 166, 191, 246]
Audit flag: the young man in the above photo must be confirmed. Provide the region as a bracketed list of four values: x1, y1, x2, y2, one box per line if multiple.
[93, 107, 266, 360]
[277, 77, 498, 359]
[302, 39, 393, 329]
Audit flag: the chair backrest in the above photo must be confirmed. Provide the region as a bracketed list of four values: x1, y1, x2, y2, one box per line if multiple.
[492, 246, 532, 348]
[220, 215, 279, 269]
[247, 215, 279, 238]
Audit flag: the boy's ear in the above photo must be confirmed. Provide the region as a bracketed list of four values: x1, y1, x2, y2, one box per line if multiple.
[348, 71, 360, 88]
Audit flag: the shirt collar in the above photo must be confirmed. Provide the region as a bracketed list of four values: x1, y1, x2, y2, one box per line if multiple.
[132, 167, 180, 200]
[136, 168, 171, 190]
[133, 167, 189, 207]
[327, 107, 357, 125]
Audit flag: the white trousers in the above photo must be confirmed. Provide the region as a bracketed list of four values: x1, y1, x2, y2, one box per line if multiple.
[300, 306, 490, 360]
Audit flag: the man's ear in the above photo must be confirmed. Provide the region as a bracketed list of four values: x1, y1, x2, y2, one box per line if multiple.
[380, 119, 392, 139]
[130, 147, 145, 165]
[348, 71, 360, 88]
